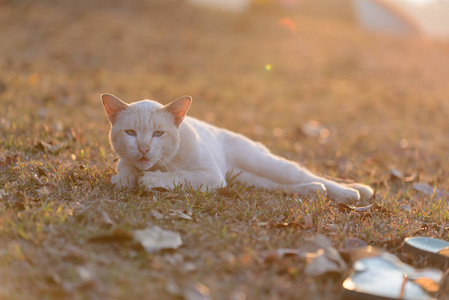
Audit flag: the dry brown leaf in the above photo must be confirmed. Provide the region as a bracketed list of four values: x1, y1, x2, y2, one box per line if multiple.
[34, 141, 68, 154]
[75, 265, 97, 289]
[133, 226, 183, 252]
[261, 248, 304, 263]
[0, 155, 18, 174]
[100, 210, 115, 226]
[413, 182, 449, 198]
[335, 202, 389, 217]
[169, 209, 193, 221]
[438, 247, 449, 257]
[339, 238, 368, 261]
[88, 229, 133, 243]
[183, 282, 211, 300]
[409, 269, 443, 293]
[304, 249, 343, 277]
[390, 169, 417, 182]
[149, 210, 164, 219]
[301, 235, 346, 277]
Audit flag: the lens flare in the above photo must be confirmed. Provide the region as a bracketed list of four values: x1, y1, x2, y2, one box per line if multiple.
[278, 17, 297, 33]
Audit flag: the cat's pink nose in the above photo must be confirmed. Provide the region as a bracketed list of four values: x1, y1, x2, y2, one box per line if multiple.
[138, 146, 150, 154]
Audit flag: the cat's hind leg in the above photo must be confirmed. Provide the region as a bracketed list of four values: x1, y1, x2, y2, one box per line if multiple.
[233, 169, 327, 200]
[226, 134, 365, 203]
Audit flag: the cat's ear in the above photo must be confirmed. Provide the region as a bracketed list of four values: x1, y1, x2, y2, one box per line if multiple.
[101, 93, 129, 124]
[162, 96, 192, 127]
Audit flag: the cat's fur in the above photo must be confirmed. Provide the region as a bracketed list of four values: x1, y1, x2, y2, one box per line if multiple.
[101, 94, 374, 203]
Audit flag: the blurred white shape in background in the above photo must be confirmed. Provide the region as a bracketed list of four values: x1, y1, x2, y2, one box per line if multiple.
[187, 0, 251, 13]
[352, 0, 449, 40]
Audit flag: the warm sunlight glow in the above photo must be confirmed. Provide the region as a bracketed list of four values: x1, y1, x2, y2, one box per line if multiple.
[278, 17, 297, 33]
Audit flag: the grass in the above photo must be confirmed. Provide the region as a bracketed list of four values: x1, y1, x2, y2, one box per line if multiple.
[1, 0, 449, 299]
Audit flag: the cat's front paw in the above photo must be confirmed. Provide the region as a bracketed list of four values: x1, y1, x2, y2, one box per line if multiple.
[344, 183, 374, 201]
[330, 188, 360, 204]
[138, 172, 170, 191]
[111, 174, 136, 189]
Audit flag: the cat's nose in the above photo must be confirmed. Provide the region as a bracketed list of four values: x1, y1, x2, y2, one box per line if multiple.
[138, 145, 150, 154]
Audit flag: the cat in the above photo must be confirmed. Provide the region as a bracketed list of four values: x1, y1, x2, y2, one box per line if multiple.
[101, 94, 374, 203]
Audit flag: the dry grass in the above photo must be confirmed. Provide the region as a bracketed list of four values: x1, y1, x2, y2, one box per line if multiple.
[1, 0, 449, 299]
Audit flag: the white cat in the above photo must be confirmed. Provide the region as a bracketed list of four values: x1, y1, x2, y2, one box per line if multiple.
[101, 94, 374, 203]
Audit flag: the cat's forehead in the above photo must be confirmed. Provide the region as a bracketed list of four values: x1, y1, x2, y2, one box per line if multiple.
[129, 99, 163, 111]
[116, 99, 169, 128]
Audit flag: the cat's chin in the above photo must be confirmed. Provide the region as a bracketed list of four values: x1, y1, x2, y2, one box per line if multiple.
[134, 158, 154, 171]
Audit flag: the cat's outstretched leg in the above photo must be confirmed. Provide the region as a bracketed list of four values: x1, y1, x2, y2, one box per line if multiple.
[234, 169, 327, 200]
[226, 134, 372, 203]
[343, 183, 374, 201]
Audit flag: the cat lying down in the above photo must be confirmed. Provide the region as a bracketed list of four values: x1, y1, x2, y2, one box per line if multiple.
[101, 94, 374, 204]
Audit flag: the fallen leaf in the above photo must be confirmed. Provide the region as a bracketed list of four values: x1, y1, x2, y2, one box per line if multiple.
[75, 265, 97, 289]
[390, 169, 417, 182]
[34, 141, 68, 154]
[339, 238, 368, 261]
[304, 249, 343, 277]
[88, 229, 133, 243]
[390, 169, 403, 181]
[182, 262, 197, 272]
[183, 282, 211, 300]
[261, 248, 304, 263]
[335, 202, 389, 217]
[0, 155, 18, 174]
[133, 226, 183, 252]
[413, 182, 449, 198]
[169, 209, 193, 221]
[301, 235, 346, 277]
[149, 210, 164, 219]
[344, 249, 443, 297]
[166, 280, 182, 297]
[100, 210, 115, 226]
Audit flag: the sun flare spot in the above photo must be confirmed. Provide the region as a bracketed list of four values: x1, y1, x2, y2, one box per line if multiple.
[278, 17, 297, 33]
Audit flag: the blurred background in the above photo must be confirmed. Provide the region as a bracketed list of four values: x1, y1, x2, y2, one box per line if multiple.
[1, 0, 449, 180]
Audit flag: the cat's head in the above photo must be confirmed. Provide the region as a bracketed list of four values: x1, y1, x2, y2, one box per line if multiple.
[101, 94, 191, 171]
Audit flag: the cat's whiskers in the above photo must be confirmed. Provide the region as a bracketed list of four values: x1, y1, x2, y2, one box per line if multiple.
[161, 153, 189, 170]
[157, 156, 177, 172]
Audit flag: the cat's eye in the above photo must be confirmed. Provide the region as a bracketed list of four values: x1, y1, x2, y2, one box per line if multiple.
[153, 131, 165, 137]
[125, 130, 137, 136]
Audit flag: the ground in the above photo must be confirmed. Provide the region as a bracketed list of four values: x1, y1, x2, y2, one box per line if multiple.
[1, 0, 449, 299]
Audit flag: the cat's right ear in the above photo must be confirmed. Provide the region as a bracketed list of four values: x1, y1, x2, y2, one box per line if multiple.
[101, 94, 129, 124]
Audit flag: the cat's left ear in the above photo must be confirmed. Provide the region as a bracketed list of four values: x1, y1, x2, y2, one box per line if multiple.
[101, 93, 129, 124]
[162, 96, 192, 127]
